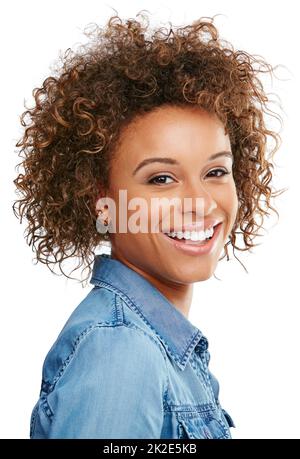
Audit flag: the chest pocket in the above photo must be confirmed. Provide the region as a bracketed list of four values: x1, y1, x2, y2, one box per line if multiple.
[176, 406, 233, 439]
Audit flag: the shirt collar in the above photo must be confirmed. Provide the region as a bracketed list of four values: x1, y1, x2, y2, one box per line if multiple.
[90, 253, 207, 370]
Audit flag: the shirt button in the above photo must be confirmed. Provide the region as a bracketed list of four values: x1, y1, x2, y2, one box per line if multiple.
[196, 337, 209, 352]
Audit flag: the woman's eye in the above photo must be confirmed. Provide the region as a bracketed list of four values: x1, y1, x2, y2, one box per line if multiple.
[206, 168, 230, 178]
[148, 169, 230, 185]
[148, 175, 174, 185]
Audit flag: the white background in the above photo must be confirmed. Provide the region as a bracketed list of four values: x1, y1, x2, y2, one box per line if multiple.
[1, 0, 299, 439]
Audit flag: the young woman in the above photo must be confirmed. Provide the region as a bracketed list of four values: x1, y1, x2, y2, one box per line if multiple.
[13, 12, 283, 439]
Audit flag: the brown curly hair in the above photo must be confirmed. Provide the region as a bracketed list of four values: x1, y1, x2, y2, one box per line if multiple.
[13, 11, 286, 284]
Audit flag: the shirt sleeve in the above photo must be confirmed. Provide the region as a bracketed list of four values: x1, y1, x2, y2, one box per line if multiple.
[46, 324, 167, 439]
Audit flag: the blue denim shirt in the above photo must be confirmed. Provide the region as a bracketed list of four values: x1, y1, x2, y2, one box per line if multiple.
[30, 253, 235, 439]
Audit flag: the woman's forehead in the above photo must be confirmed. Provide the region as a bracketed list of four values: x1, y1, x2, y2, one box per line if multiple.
[114, 106, 230, 166]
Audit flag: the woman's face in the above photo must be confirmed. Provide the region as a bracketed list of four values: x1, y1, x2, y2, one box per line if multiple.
[101, 105, 238, 285]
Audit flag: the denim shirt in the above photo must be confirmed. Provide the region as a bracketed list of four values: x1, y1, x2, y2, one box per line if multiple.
[30, 253, 235, 439]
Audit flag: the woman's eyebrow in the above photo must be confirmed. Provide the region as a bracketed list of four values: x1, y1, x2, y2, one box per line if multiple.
[132, 151, 233, 176]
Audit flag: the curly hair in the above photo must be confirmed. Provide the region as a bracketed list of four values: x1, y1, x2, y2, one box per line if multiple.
[13, 11, 286, 284]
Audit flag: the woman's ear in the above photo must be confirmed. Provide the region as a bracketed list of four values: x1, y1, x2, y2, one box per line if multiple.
[94, 183, 107, 216]
[95, 197, 109, 216]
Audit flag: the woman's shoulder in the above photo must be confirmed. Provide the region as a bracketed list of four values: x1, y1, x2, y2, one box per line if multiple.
[41, 285, 167, 389]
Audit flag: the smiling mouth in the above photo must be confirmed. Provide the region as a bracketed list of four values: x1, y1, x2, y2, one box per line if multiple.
[162, 223, 220, 245]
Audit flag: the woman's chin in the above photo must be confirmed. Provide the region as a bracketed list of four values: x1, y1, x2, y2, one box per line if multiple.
[167, 263, 216, 284]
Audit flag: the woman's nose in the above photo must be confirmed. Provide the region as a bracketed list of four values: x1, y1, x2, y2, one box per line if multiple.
[181, 180, 217, 216]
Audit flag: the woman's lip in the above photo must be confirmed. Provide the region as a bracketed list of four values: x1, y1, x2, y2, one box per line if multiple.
[161, 222, 223, 256]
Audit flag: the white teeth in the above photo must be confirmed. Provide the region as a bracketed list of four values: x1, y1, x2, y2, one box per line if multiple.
[205, 228, 213, 239]
[190, 231, 199, 241]
[184, 231, 191, 240]
[166, 227, 215, 241]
